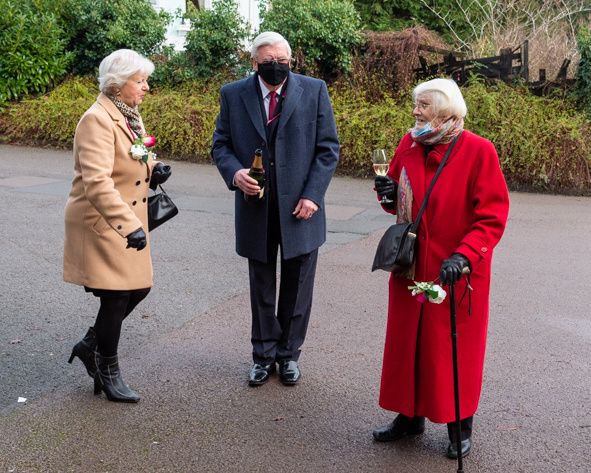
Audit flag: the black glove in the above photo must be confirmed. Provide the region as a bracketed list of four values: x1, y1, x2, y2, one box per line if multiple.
[374, 175, 397, 201]
[150, 163, 172, 190]
[126, 228, 147, 251]
[439, 253, 470, 285]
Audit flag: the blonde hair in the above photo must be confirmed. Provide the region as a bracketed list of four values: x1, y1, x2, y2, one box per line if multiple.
[413, 78, 467, 119]
[98, 49, 154, 94]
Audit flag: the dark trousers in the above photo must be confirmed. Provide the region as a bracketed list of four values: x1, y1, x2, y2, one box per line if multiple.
[447, 416, 473, 442]
[247, 180, 318, 364]
[86, 287, 150, 356]
[248, 249, 318, 364]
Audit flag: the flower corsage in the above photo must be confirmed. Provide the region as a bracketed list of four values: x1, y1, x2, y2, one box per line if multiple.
[408, 281, 447, 304]
[130, 135, 157, 163]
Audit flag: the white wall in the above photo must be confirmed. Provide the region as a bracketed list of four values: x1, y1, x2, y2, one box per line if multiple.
[153, 0, 260, 51]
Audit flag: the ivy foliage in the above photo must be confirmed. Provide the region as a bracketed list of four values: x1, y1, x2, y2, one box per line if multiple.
[353, 0, 483, 44]
[259, 0, 362, 77]
[59, 0, 169, 75]
[2, 76, 589, 193]
[183, 0, 250, 79]
[575, 27, 591, 119]
[0, 0, 72, 104]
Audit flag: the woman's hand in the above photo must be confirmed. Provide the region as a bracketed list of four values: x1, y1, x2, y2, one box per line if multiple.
[374, 175, 397, 201]
[150, 163, 172, 190]
[439, 253, 470, 285]
[126, 228, 147, 251]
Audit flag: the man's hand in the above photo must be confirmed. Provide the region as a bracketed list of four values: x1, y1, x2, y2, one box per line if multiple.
[293, 198, 318, 220]
[234, 169, 261, 196]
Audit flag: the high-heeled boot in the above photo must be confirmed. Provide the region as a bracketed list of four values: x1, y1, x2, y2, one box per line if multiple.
[93, 353, 140, 403]
[68, 327, 97, 378]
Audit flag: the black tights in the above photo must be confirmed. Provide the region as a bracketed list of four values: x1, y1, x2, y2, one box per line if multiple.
[93, 288, 150, 357]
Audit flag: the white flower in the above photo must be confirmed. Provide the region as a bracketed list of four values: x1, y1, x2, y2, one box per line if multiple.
[130, 143, 147, 160]
[429, 284, 447, 304]
[408, 280, 448, 304]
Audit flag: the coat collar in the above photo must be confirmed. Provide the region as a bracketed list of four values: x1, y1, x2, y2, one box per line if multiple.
[96, 93, 134, 143]
[400, 131, 465, 215]
[240, 76, 266, 141]
[239, 72, 304, 141]
[276, 71, 303, 135]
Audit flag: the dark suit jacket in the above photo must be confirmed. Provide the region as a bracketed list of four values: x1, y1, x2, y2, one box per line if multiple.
[212, 72, 340, 262]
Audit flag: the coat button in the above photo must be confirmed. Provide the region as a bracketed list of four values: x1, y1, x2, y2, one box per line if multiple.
[481, 247, 488, 253]
[142, 197, 147, 203]
[132, 201, 137, 206]
[117, 225, 122, 230]
[135, 180, 141, 186]
[270, 161, 275, 167]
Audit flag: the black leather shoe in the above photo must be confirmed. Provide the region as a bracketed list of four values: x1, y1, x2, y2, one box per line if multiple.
[248, 363, 275, 386]
[446, 438, 472, 459]
[373, 414, 425, 442]
[278, 360, 301, 385]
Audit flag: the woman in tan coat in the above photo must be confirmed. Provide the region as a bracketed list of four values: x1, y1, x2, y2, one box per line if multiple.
[65, 49, 171, 403]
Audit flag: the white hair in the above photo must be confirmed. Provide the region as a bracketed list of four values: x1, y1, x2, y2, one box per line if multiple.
[250, 31, 292, 59]
[413, 78, 467, 119]
[98, 49, 155, 94]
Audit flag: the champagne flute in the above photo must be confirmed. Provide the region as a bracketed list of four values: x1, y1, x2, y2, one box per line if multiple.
[372, 149, 393, 204]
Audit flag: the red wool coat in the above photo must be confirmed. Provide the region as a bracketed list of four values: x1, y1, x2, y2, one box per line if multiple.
[379, 130, 509, 423]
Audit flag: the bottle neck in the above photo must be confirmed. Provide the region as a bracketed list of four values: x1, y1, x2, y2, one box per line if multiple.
[251, 154, 263, 170]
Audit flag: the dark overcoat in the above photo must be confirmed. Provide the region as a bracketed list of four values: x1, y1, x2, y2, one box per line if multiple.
[379, 130, 510, 423]
[212, 72, 339, 262]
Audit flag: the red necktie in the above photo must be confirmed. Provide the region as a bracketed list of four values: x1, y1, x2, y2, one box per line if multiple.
[267, 91, 277, 125]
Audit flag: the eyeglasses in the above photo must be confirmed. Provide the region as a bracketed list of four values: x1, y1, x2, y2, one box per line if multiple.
[258, 58, 290, 65]
[414, 101, 431, 111]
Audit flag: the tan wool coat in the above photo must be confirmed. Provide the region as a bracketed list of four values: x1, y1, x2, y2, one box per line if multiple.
[64, 94, 156, 290]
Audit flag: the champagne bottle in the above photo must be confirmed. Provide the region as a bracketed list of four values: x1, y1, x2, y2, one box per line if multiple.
[244, 148, 265, 202]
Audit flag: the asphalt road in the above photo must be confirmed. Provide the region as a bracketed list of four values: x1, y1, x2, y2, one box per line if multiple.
[0, 144, 589, 472]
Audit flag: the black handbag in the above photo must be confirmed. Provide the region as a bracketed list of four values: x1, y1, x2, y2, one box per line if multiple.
[372, 133, 462, 273]
[147, 185, 178, 231]
[371, 222, 417, 273]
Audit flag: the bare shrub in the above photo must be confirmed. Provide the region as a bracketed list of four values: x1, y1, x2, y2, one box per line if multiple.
[421, 0, 590, 79]
[350, 27, 450, 96]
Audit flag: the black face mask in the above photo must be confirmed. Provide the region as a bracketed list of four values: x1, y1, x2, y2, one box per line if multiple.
[257, 62, 289, 86]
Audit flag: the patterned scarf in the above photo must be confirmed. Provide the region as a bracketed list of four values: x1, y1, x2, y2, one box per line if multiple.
[410, 116, 464, 146]
[108, 95, 144, 138]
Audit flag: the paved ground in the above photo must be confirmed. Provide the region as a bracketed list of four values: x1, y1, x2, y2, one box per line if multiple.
[0, 144, 589, 473]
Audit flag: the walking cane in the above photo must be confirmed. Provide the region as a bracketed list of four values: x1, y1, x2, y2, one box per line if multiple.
[449, 267, 470, 473]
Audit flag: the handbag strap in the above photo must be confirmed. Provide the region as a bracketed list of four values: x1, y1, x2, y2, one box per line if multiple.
[410, 132, 462, 233]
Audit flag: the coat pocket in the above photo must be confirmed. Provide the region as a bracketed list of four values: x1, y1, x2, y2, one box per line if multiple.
[91, 215, 111, 235]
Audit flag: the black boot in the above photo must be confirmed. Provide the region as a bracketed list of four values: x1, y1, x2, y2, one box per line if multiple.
[93, 353, 140, 403]
[68, 327, 97, 378]
[373, 414, 425, 442]
[446, 416, 473, 459]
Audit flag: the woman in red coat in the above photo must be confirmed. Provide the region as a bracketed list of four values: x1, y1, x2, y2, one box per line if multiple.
[372, 78, 509, 459]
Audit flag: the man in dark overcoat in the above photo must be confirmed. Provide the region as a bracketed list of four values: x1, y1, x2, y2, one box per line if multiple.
[212, 31, 339, 386]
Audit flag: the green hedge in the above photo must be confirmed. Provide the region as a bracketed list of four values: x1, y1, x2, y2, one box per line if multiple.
[1, 76, 590, 194]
